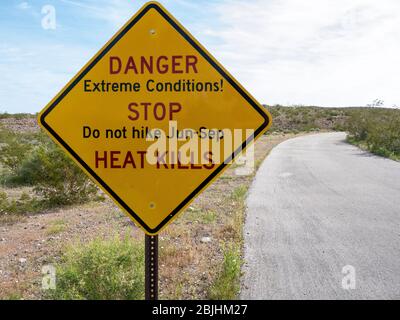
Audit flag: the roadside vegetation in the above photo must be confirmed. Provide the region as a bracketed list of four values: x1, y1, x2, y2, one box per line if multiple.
[266, 105, 400, 160]
[346, 108, 400, 160]
[208, 243, 241, 299]
[0, 125, 99, 223]
[1, 105, 399, 300]
[46, 236, 144, 300]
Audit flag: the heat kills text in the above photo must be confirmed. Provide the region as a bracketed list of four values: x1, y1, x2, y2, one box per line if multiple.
[94, 150, 215, 170]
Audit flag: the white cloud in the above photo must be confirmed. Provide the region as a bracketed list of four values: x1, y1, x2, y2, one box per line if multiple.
[201, 0, 400, 107]
[60, 0, 142, 28]
[0, 43, 93, 113]
[5, 0, 400, 112]
[17, 2, 31, 10]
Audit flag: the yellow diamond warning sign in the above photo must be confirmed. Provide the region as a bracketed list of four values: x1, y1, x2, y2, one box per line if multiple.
[38, 2, 272, 234]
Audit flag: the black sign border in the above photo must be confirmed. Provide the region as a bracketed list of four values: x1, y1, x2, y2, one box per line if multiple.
[40, 3, 271, 234]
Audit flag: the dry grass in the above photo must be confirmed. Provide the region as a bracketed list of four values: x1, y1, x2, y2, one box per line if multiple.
[45, 219, 68, 236]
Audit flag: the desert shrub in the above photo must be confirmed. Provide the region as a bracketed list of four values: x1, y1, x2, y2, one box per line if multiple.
[346, 108, 371, 141]
[1, 128, 98, 207]
[347, 108, 400, 159]
[0, 129, 48, 184]
[0, 126, 13, 142]
[0, 191, 7, 208]
[19, 143, 97, 205]
[47, 237, 144, 300]
[0, 191, 42, 223]
[0, 131, 33, 176]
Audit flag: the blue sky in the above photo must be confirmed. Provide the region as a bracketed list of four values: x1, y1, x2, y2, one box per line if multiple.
[1, 0, 400, 113]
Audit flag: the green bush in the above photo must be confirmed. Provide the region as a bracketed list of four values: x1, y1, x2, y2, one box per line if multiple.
[0, 128, 98, 206]
[0, 131, 33, 176]
[0, 129, 49, 184]
[0, 191, 42, 223]
[0, 191, 7, 208]
[19, 143, 98, 205]
[0, 191, 38, 213]
[48, 237, 144, 300]
[347, 108, 400, 159]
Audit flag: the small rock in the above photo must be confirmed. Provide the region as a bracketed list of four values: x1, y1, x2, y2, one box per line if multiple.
[200, 236, 212, 243]
[19, 258, 27, 265]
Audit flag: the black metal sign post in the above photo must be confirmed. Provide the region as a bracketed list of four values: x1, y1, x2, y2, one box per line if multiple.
[145, 234, 158, 300]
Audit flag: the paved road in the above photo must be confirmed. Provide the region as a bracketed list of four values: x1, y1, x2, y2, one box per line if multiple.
[241, 132, 400, 299]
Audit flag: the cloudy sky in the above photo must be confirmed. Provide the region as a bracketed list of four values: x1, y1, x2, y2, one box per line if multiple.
[1, 0, 400, 113]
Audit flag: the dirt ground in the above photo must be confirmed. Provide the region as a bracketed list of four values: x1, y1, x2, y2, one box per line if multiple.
[0, 133, 301, 299]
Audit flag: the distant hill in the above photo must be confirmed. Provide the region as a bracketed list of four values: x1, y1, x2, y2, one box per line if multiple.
[1, 106, 399, 137]
[0, 113, 39, 133]
[266, 105, 350, 133]
[265, 105, 400, 160]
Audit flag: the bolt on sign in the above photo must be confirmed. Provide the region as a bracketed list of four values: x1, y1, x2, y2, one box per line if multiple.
[38, 1, 272, 235]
